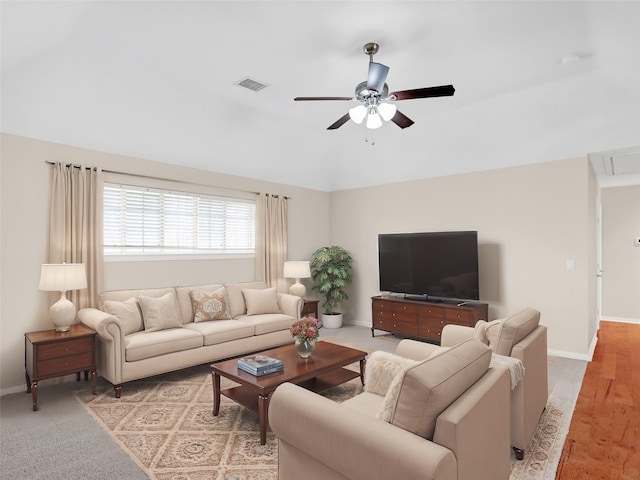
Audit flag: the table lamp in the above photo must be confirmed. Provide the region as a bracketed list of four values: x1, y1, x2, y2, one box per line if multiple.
[283, 261, 311, 298]
[39, 263, 88, 332]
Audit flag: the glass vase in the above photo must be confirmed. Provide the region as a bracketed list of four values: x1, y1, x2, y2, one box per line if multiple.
[295, 337, 316, 358]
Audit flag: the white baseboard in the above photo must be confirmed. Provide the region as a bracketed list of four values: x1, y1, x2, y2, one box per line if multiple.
[600, 316, 640, 325]
[547, 349, 591, 361]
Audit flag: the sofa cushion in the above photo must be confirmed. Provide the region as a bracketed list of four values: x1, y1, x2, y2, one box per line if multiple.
[234, 313, 294, 335]
[224, 281, 267, 317]
[103, 297, 143, 335]
[124, 328, 203, 362]
[184, 319, 255, 346]
[487, 308, 540, 355]
[189, 288, 232, 322]
[138, 292, 182, 332]
[100, 287, 175, 310]
[474, 319, 502, 346]
[364, 351, 419, 396]
[378, 338, 491, 440]
[242, 287, 281, 315]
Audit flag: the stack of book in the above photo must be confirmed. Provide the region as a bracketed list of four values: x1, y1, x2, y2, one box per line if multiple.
[237, 354, 284, 376]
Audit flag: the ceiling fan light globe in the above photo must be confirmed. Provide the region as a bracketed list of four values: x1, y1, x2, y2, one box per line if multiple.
[378, 103, 397, 121]
[366, 112, 383, 129]
[349, 105, 367, 124]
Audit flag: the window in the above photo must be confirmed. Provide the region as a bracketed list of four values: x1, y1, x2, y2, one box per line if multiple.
[104, 184, 255, 257]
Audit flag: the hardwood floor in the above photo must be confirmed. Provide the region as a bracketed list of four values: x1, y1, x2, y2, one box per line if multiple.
[555, 321, 640, 480]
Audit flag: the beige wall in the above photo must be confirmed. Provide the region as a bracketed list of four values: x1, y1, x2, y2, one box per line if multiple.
[1, 133, 602, 393]
[0, 133, 330, 392]
[330, 157, 597, 357]
[600, 185, 640, 320]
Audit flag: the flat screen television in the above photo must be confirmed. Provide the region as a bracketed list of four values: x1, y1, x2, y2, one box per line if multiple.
[378, 231, 479, 301]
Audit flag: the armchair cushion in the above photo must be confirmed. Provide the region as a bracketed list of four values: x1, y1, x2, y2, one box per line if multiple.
[486, 308, 540, 356]
[138, 292, 182, 332]
[364, 351, 419, 396]
[189, 287, 232, 322]
[379, 338, 492, 440]
[242, 287, 281, 315]
[103, 297, 143, 335]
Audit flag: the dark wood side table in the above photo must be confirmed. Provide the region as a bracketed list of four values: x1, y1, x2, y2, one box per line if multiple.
[25, 323, 97, 411]
[301, 299, 319, 319]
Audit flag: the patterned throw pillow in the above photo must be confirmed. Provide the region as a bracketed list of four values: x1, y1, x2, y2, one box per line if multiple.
[138, 292, 183, 332]
[189, 288, 232, 322]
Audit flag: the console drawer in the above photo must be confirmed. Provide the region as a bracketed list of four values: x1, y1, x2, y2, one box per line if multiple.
[445, 308, 476, 324]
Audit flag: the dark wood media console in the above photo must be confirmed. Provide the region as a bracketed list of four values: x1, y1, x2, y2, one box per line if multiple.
[371, 295, 489, 344]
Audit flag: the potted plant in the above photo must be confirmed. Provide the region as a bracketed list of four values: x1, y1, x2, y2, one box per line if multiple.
[310, 245, 353, 328]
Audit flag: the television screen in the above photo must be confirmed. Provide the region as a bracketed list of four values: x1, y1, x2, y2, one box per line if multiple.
[378, 231, 479, 301]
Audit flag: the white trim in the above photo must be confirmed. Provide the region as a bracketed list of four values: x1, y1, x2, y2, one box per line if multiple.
[547, 349, 591, 361]
[600, 316, 640, 325]
[105, 253, 254, 262]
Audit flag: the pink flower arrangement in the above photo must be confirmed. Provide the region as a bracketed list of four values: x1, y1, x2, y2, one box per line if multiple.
[290, 316, 320, 341]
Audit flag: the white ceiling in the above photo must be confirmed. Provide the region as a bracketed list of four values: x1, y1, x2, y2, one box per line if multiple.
[2, 1, 639, 191]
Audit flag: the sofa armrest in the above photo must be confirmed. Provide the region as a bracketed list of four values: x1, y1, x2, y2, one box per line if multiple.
[278, 293, 303, 319]
[270, 383, 456, 480]
[434, 367, 511, 480]
[440, 324, 474, 347]
[396, 339, 442, 360]
[78, 308, 125, 385]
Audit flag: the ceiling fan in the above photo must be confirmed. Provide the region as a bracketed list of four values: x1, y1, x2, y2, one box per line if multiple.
[294, 42, 455, 130]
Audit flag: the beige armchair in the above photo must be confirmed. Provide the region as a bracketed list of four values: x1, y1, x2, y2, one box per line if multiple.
[270, 338, 511, 480]
[436, 307, 548, 460]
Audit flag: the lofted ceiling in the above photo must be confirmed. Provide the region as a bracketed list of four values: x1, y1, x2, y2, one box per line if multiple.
[2, 1, 639, 191]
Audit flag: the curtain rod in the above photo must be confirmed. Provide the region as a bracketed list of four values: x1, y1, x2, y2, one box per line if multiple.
[43, 161, 289, 198]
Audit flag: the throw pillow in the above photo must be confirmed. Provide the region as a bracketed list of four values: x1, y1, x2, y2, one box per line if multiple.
[224, 281, 268, 317]
[491, 308, 540, 356]
[377, 338, 491, 440]
[103, 297, 143, 335]
[138, 292, 182, 332]
[364, 351, 419, 396]
[189, 287, 232, 322]
[484, 319, 505, 352]
[242, 287, 281, 315]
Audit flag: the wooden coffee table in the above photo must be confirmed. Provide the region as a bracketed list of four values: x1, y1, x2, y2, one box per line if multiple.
[210, 341, 366, 444]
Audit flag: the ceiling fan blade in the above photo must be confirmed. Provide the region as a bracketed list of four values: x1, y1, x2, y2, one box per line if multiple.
[390, 110, 415, 129]
[327, 113, 351, 130]
[391, 85, 455, 100]
[367, 62, 390, 92]
[294, 96, 353, 101]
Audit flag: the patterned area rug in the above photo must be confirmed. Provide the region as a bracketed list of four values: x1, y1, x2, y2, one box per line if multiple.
[74, 362, 570, 480]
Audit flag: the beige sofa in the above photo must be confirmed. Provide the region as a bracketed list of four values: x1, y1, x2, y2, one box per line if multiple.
[78, 281, 302, 397]
[270, 338, 511, 480]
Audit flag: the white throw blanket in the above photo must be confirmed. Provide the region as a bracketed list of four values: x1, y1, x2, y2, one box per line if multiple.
[490, 353, 525, 390]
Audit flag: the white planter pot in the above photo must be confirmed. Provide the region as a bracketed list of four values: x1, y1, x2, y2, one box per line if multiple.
[321, 313, 343, 329]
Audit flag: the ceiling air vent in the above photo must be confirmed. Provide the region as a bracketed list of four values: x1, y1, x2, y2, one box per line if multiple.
[235, 77, 268, 92]
[606, 152, 640, 176]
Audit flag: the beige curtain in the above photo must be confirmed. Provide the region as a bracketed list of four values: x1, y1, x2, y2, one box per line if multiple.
[48, 162, 104, 309]
[255, 193, 288, 289]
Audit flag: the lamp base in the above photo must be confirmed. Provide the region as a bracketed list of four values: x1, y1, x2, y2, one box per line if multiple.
[289, 281, 306, 298]
[50, 292, 77, 333]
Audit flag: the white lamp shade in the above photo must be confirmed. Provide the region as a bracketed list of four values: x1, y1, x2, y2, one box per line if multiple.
[349, 105, 367, 124]
[378, 102, 397, 121]
[366, 111, 383, 129]
[39, 263, 87, 291]
[283, 261, 311, 279]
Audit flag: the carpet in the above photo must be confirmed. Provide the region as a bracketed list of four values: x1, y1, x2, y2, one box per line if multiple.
[74, 362, 571, 480]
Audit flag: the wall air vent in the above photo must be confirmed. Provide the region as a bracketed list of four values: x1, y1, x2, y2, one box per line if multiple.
[235, 77, 268, 92]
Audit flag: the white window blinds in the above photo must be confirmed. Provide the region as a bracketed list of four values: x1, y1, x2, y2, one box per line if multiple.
[104, 184, 255, 256]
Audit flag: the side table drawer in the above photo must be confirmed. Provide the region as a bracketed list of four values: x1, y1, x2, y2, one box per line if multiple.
[37, 351, 94, 378]
[39, 337, 93, 360]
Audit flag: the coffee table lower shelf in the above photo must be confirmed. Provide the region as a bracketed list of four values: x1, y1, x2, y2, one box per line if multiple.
[221, 367, 360, 412]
